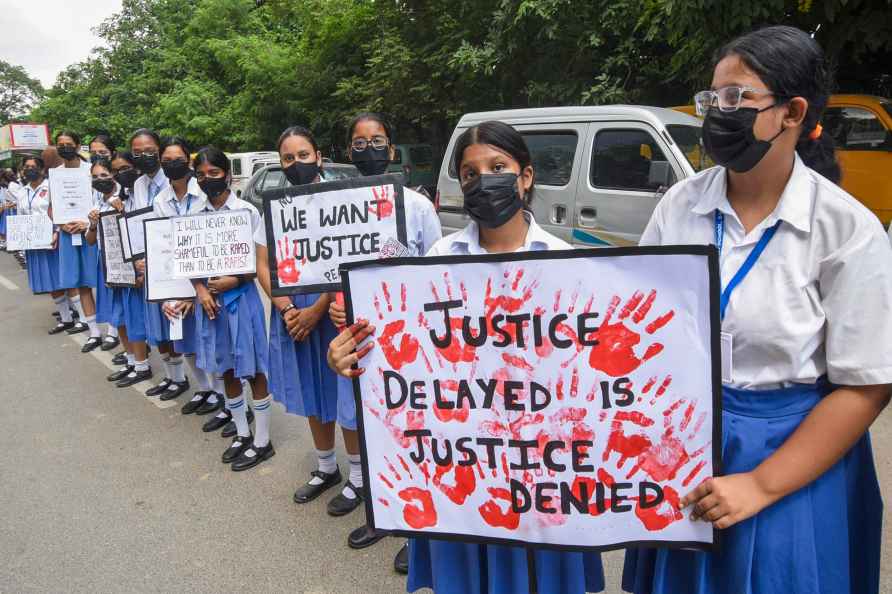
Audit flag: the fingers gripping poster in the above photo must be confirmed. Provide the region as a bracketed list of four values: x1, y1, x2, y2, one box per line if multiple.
[262, 174, 408, 295]
[343, 247, 721, 551]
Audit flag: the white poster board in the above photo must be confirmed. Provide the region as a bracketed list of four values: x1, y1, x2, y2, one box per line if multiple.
[99, 211, 137, 287]
[6, 214, 53, 250]
[263, 173, 407, 295]
[144, 217, 197, 302]
[48, 168, 92, 224]
[122, 206, 154, 262]
[343, 247, 721, 551]
[171, 209, 256, 279]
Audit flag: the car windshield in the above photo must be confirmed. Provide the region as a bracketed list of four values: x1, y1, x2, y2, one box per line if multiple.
[882, 101, 892, 122]
[666, 125, 714, 172]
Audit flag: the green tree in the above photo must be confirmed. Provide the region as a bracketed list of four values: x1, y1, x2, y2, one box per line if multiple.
[0, 61, 44, 123]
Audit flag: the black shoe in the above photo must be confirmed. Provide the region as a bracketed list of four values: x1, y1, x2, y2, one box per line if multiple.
[52, 311, 60, 320]
[107, 366, 133, 382]
[81, 337, 102, 353]
[195, 394, 224, 416]
[394, 542, 409, 575]
[222, 434, 253, 464]
[293, 468, 343, 504]
[231, 441, 275, 471]
[145, 378, 172, 396]
[181, 391, 210, 415]
[202, 409, 231, 432]
[66, 321, 88, 335]
[116, 368, 153, 388]
[111, 352, 128, 366]
[327, 482, 363, 516]
[48, 321, 74, 335]
[221, 408, 254, 438]
[159, 380, 189, 401]
[348, 524, 386, 550]
[100, 336, 120, 351]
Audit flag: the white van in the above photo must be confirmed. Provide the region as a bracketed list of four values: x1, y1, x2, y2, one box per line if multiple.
[228, 151, 280, 198]
[436, 106, 711, 246]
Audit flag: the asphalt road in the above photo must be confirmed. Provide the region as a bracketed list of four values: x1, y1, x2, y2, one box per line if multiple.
[0, 250, 889, 594]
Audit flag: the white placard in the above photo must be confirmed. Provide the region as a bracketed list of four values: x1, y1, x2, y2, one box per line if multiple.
[171, 209, 256, 279]
[263, 174, 407, 295]
[48, 168, 92, 224]
[122, 206, 154, 261]
[118, 215, 132, 261]
[345, 247, 720, 551]
[144, 217, 197, 302]
[99, 211, 137, 287]
[6, 214, 53, 250]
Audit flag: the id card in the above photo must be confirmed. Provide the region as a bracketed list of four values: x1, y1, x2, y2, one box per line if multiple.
[169, 313, 184, 341]
[721, 332, 733, 384]
[71, 233, 83, 246]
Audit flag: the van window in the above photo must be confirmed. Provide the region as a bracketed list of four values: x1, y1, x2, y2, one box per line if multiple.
[258, 169, 285, 192]
[521, 132, 577, 186]
[666, 125, 714, 172]
[824, 106, 891, 151]
[231, 158, 242, 176]
[253, 161, 273, 174]
[591, 129, 671, 191]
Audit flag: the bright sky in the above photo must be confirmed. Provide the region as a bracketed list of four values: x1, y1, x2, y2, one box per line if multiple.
[0, 0, 123, 88]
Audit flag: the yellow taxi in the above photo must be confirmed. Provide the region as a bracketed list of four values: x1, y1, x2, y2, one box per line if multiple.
[672, 95, 892, 225]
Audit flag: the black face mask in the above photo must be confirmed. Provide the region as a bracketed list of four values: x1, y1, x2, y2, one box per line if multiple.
[90, 153, 111, 165]
[92, 178, 116, 194]
[57, 146, 79, 161]
[198, 177, 229, 199]
[283, 161, 321, 186]
[462, 173, 525, 228]
[351, 147, 390, 176]
[23, 169, 41, 182]
[702, 106, 785, 173]
[161, 159, 190, 181]
[135, 154, 160, 175]
[114, 169, 140, 190]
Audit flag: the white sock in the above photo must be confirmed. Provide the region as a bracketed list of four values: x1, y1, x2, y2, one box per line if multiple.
[55, 296, 73, 323]
[213, 375, 226, 395]
[106, 326, 118, 339]
[126, 353, 135, 367]
[168, 356, 185, 383]
[161, 355, 172, 381]
[135, 359, 149, 372]
[309, 449, 337, 485]
[342, 453, 363, 499]
[185, 356, 211, 391]
[225, 395, 251, 438]
[252, 395, 272, 448]
[71, 295, 86, 320]
[85, 314, 100, 338]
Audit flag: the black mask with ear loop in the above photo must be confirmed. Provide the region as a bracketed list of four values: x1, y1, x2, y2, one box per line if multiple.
[702, 105, 786, 173]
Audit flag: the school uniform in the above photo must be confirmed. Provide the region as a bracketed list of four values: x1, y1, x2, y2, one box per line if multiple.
[255, 188, 441, 428]
[0, 182, 18, 236]
[119, 190, 150, 343]
[406, 211, 605, 594]
[94, 190, 126, 330]
[193, 193, 268, 379]
[13, 180, 60, 294]
[621, 154, 892, 594]
[55, 161, 98, 289]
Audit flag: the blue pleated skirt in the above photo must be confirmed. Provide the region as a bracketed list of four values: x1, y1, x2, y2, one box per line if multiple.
[409, 540, 605, 594]
[122, 287, 148, 342]
[621, 380, 881, 594]
[95, 255, 117, 324]
[173, 309, 197, 355]
[269, 292, 348, 424]
[195, 284, 268, 378]
[144, 292, 170, 347]
[0, 206, 9, 235]
[58, 231, 97, 289]
[26, 247, 62, 294]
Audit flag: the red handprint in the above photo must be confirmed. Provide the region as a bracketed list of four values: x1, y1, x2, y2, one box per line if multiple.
[378, 455, 438, 529]
[432, 380, 470, 423]
[634, 485, 683, 531]
[588, 290, 675, 377]
[374, 281, 428, 371]
[433, 462, 477, 505]
[478, 487, 520, 530]
[369, 185, 394, 218]
[276, 238, 305, 285]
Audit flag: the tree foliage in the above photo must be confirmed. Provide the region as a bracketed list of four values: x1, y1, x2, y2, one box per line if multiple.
[0, 60, 45, 123]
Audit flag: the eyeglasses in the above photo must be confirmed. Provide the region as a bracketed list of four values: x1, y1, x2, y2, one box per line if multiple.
[694, 86, 781, 116]
[132, 151, 158, 158]
[351, 136, 388, 152]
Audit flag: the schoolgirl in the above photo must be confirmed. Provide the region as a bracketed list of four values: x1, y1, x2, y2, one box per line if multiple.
[326, 120, 605, 593]
[621, 26, 892, 594]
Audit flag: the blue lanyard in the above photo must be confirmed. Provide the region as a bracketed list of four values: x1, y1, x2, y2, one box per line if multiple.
[27, 185, 42, 213]
[173, 194, 193, 216]
[715, 210, 781, 321]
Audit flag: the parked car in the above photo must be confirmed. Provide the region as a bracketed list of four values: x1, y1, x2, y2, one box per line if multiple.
[672, 94, 892, 225]
[436, 106, 707, 246]
[228, 151, 280, 198]
[388, 143, 438, 194]
[242, 162, 361, 213]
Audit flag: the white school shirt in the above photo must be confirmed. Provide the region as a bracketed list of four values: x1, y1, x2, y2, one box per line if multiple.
[152, 176, 207, 217]
[427, 210, 570, 256]
[253, 187, 443, 258]
[132, 169, 170, 210]
[640, 154, 892, 389]
[204, 191, 263, 233]
[13, 180, 51, 216]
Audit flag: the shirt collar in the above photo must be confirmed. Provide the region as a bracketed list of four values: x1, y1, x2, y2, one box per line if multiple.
[452, 211, 551, 253]
[690, 154, 812, 233]
[205, 192, 237, 212]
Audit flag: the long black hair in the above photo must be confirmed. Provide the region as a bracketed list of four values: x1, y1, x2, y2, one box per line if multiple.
[277, 126, 319, 154]
[716, 26, 840, 183]
[20, 156, 45, 177]
[192, 146, 231, 175]
[129, 128, 161, 149]
[160, 136, 192, 160]
[347, 112, 394, 144]
[452, 120, 535, 207]
[55, 130, 81, 146]
[90, 132, 116, 156]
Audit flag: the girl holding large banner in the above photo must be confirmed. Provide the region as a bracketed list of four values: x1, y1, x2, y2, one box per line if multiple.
[327, 121, 605, 594]
[621, 27, 892, 594]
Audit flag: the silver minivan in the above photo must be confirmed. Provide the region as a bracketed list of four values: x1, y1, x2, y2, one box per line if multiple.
[436, 106, 711, 246]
